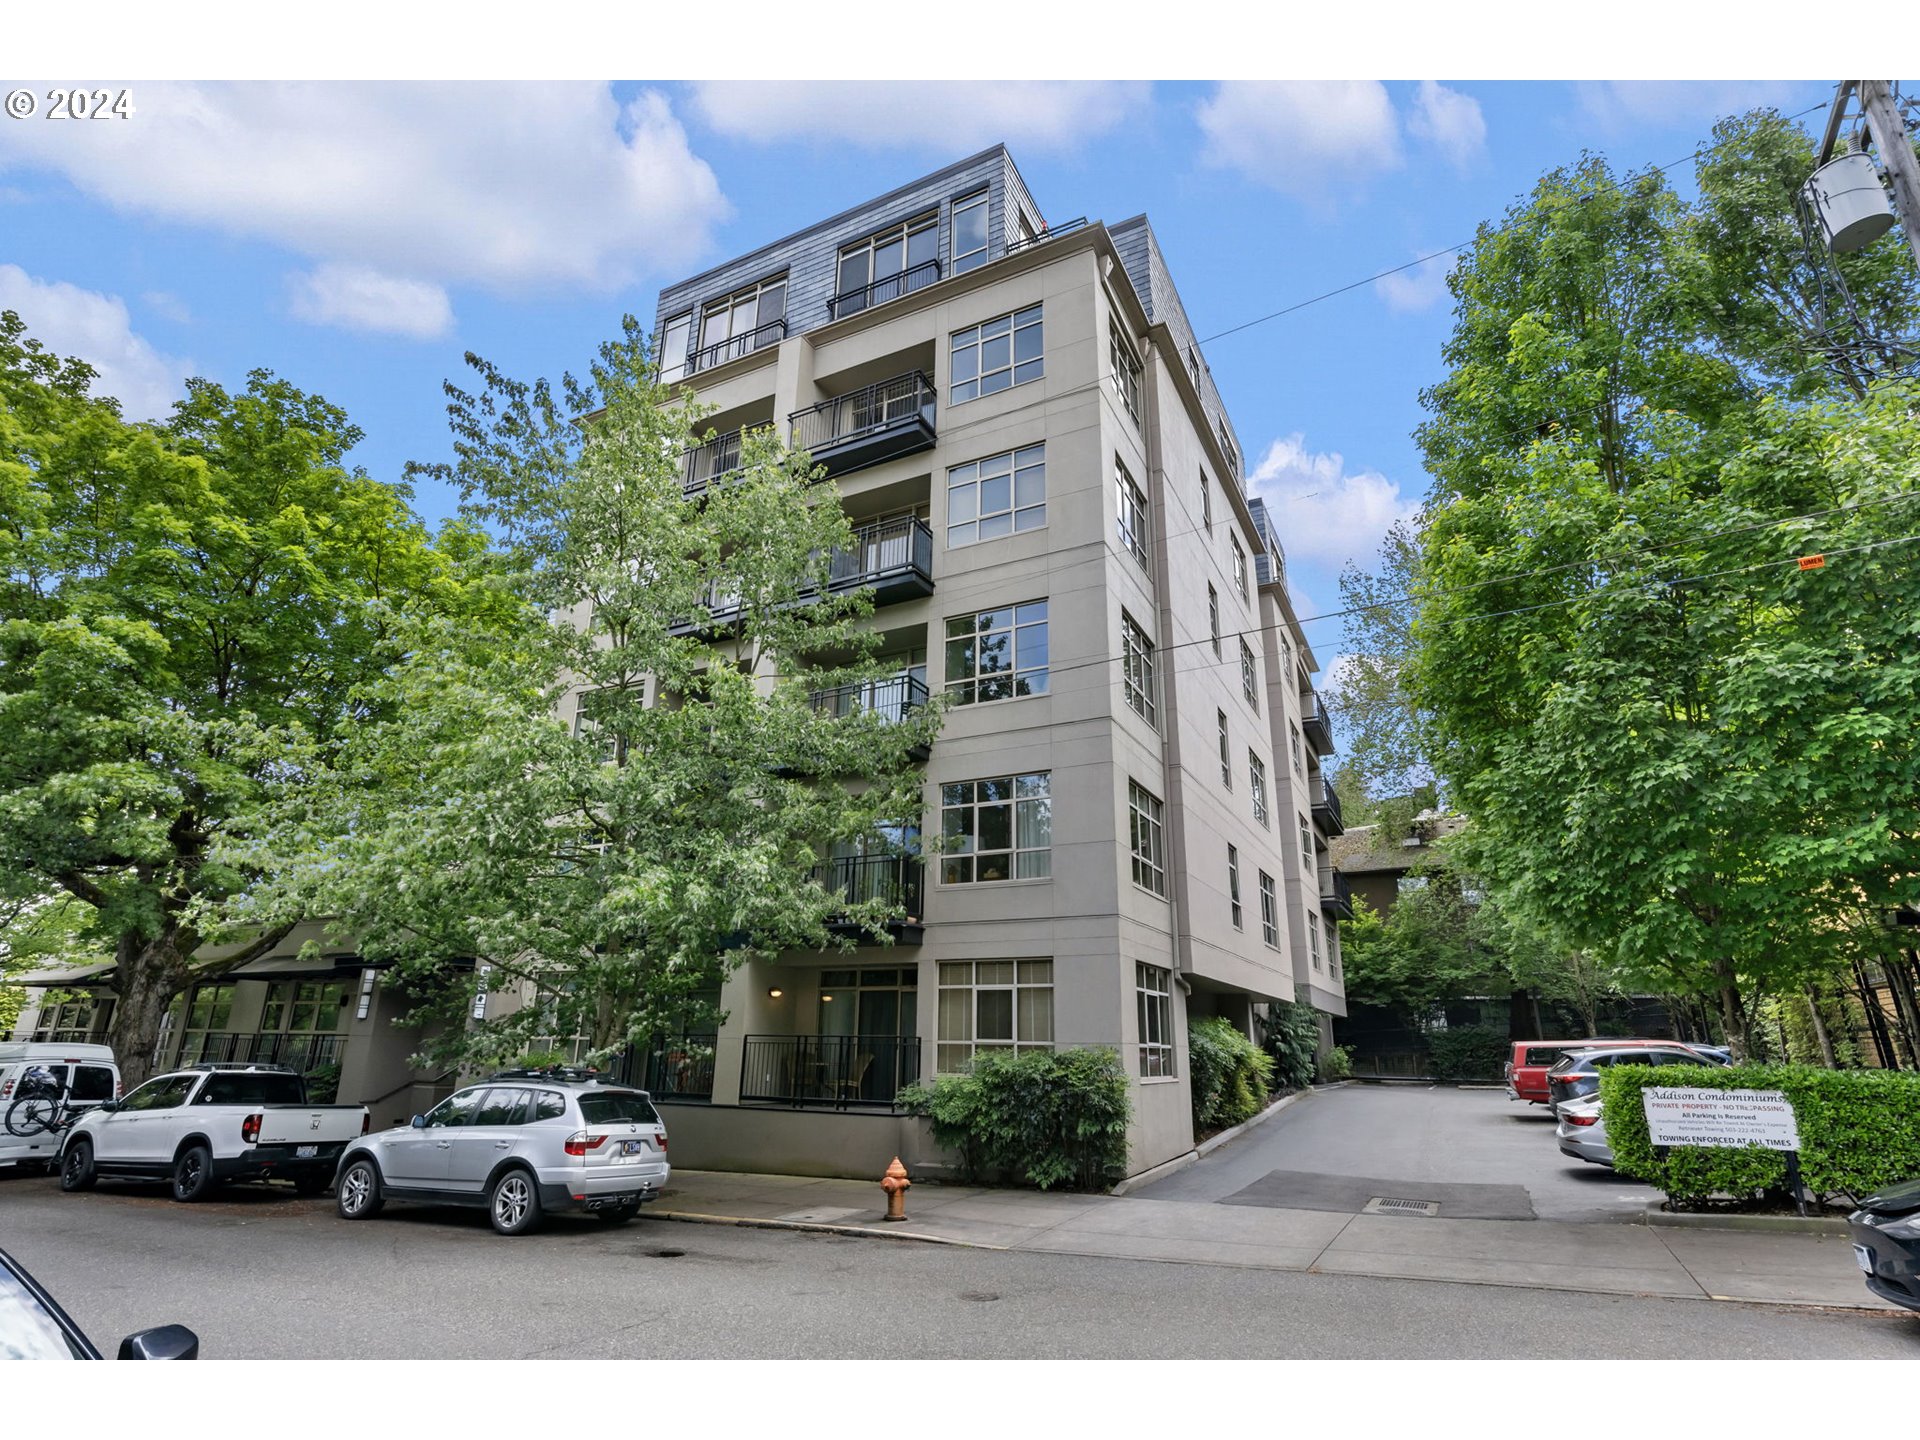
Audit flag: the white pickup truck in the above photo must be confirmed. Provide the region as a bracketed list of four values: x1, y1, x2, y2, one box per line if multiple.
[58, 1064, 369, 1202]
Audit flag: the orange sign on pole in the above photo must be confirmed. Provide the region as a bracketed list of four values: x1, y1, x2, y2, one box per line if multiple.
[1798, 554, 1826, 571]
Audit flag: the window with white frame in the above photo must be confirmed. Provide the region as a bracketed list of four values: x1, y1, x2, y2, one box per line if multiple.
[948, 444, 1045, 547]
[1129, 780, 1167, 897]
[1217, 418, 1240, 480]
[1137, 963, 1173, 1078]
[696, 273, 787, 368]
[1116, 458, 1149, 572]
[1200, 470, 1212, 530]
[659, 311, 693, 383]
[836, 213, 939, 317]
[1308, 911, 1323, 969]
[572, 682, 642, 765]
[944, 601, 1049, 704]
[1232, 533, 1248, 600]
[1300, 814, 1314, 866]
[1217, 709, 1232, 789]
[1209, 585, 1221, 658]
[1240, 637, 1258, 707]
[940, 773, 1052, 884]
[951, 304, 1042, 403]
[1110, 322, 1142, 424]
[1249, 750, 1269, 827]
[951, 190, 990, 275]
[1227, 845, 1243, 928]
[1290, 721, 1305, 776]
[1121, 611, 1157, 726]
[1259, 871, 1280, 948]
[938, 959, 1051, 1071]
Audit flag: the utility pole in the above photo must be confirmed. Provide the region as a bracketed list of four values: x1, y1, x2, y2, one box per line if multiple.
[1819, 80, 1920, 273]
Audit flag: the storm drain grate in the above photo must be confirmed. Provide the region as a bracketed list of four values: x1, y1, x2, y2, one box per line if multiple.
[1363, 1196, 1441, 1217]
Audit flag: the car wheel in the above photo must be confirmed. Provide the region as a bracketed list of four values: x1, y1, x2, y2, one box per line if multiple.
[488, 1168, 542, 1236]
[336, 1157, 384, 1219]
[60, 1139, 97, 1192]
[171, 1144, 215, 1203]
[595, 1202, 641, 1225]
[293, 1172, 330, 1198]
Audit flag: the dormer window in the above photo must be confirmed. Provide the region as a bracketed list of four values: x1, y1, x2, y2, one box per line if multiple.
[834, 214, 939, 319]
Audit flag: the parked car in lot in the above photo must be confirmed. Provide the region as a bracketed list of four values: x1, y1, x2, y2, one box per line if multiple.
[1554, 1092, 1613, 1167]
[0, 1246, 198, 1360]
[59, 1063, 368, 1201]
[0, 1043, 119, 1173]
[1544, 1044, 1723, 1113]
[333, 1068, 670, 1236]
[1848, 1176, 1920, 1313]
[1505, 1038, 1700, 1107]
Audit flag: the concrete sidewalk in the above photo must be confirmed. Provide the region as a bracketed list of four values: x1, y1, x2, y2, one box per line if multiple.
[648, 1168, 1900, 1313]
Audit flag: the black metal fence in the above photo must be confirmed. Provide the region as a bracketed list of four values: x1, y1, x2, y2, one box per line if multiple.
[638, 1033, 718, 1101]
[682, 428, 745, 495]
[738, 1033, 921, 1109]
[790, 371, 935, 455]
[814, 854, 924, 920]
[827, 515, 932, 590]
[1005, 216, 1089, 257]
[166, 1031, 347, 1075]
[828, 259, 941, 320]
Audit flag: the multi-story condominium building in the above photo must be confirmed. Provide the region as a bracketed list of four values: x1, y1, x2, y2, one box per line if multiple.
[8, 144, 1348, 1180]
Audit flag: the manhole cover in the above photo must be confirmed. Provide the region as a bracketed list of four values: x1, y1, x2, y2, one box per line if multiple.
[1363, 1196, 1441, 1217]
[959, 1292, 1000, 1303]
[647, 1248, 687, 1258]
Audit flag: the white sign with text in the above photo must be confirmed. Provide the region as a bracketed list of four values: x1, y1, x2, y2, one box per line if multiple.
[1641, 1087, 1801, 1151]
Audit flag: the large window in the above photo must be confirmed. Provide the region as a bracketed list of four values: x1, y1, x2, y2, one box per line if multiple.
[1121, 611, 1157, 726]
[29, 995, 112, 1045]
[1129, 781, 1167, 897]
[951, 304, 1042, 403]
[1259, 871, 1280, 948]
[260, 980, 350, 1038]
[1137, 963, 1173, 1078]
[169, 983, 236, 1065]
[1116, 458, 1149, 572]
[951, 190, 990, 275]
[1227, 845, 1243, 929]
[1209, 585, 1221, 658]
[1217, 709, 1232, 789]
[1241, 637, 1258, 707]
[696, 273, 787, 368]
[1249, 751, 1270, 827]
[1110, 322, 1142, 424]
[944, 600, 1049, 704]
[836, 213, 939, 316]
[659, 311, 693, 383]
[947, 444, 1045, 547]
[1232, 534, 1249, 600]
[940, 773, 1052, 884]
[937, 959, 1051, 1071]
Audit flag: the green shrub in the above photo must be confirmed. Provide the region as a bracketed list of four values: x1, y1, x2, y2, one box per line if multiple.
[304, 1064, 342, 1105]
[1317, 1044, 1354, 1082]
[899, 1047, 1131, 1191]
[1259, 999, 1320, 1091]
[1427, 1024, 1508, 1081]
[1600, 1063, 1920, 1208]
[1188, 1017, 1274, 1131]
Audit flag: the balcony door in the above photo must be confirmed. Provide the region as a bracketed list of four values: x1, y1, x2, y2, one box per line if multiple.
[697, 275, 786, 367]
[836, 214, 937, 316]
[818, 967, 919, 1103]
[166, 984, 236, 1066]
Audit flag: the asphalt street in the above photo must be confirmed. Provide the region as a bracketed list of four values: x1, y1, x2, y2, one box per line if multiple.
[1139, 1082, 1655, 1222]
[3, 1169, 1914, 1359]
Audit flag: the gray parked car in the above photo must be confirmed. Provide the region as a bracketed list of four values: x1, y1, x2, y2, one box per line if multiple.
[332, 1069, 669, 1236]
[1555, 1092, 1613, 1167]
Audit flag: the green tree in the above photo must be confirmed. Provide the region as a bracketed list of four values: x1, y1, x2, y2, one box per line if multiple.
[0, 312, 465, 1083]
[236, 320, 941, 1067]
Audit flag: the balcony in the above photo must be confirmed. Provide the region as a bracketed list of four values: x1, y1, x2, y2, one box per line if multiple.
[1311, 775, 1346, 838]
[1302, 692, 1336, 757]
[809, 673, 932, 761]
[682, 427, 745, 497]
[828, 258, 942, 321]
[165, 1032, 348, 1096]
[739, 1033, 922, 1110]
[1320, 868, 1354, 921]
[814, 853, 925, 945]
[635, 1032, 717, 1103]
[671, 516, 935, 639]
[790, 371, 936, 479]
[1005, 215, 1089, 258]
[686, 318, 786, 377]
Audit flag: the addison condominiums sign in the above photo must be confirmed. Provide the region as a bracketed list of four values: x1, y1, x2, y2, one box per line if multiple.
[1640, 1088, 1802, 1151]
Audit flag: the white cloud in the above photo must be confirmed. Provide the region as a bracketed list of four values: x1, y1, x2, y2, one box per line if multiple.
[0, 83, 726, 299]
[1407, 81, 1486, 171]
[1572, 81, 1792, 134]
[1248, 432, 1419, 572]
[288, 263, 453, 339]
[141, 291, 192, 324]
[0, 264, 189, 420]
[1374, 251, 1456, 314]
[689, 81, 1149, 155]
[1196, 81, 1402, 206]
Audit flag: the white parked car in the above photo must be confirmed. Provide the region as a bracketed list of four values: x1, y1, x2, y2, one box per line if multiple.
[0, 1042, 119, 1173]
[59, 1063, 368, 1201]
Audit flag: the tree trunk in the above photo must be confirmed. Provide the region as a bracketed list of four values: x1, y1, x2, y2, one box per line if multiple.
[1804, 987, 1837, 1069]
[1885, 954, 1920, 1070]
[106, 926, 196, 1089]
[1853, 956, 1902, 1068]
[1711, 959, 1750, 1060]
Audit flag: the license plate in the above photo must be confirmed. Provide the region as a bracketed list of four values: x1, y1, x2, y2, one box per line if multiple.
[295, 1145, 318, 1159]
[1855, 1244, 1874, 1274]
[620, 1139, 647, 1156]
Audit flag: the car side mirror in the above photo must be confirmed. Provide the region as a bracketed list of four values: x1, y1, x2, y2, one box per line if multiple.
[117, 1325, 199, 1360]
[97, 1100, 121, 1112]
[410, 1114, 426, 1129]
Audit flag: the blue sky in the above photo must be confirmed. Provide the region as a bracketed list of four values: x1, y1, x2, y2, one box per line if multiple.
[0, 79, 1834, 662]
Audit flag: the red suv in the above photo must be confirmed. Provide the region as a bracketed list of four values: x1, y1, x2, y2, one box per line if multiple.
[1504, 1039, 1679, 1106]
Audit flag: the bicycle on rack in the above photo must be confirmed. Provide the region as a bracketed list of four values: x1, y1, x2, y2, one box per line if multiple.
[4, 1067, 82, 1139]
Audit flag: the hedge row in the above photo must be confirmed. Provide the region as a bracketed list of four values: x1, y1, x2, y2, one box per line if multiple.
[900, 1047, 1132, 1192]
[1600, 1063, 1920, 1207]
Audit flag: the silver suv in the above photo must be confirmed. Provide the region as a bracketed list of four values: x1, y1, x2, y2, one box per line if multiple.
[332, 1069, 670, 1235]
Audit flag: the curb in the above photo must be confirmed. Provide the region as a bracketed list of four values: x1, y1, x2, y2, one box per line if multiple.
[1112, 1086, 1327, 1195]
[1109, 1150, 1197, 1196]
[1637, 1201, 1853, 1237]
[1195, 1086, 1314, 1159]
[648, 1208, 991, 1249]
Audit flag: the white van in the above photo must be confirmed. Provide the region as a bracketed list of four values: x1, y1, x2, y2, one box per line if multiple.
[0, 1042, 120, 1172]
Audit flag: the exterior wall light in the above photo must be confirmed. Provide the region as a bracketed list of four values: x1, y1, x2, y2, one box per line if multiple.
[767, 987, 784, 999]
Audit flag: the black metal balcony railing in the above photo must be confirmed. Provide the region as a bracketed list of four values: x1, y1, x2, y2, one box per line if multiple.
[814, 853, 925, 924]
[808, 673, 929, 726]
[1302, 691, 1336, 757]
[789, 371, 937, 478]
[739, 1034, 921, 1109]
[1320, 868, 1354, 921]
[682, 427, 745, 496]
[686, 318, 787, 376]
[1005, 215, 1089, 257]
[828, 258, 941, 321]
[1311, 775, 1346, 837]
[671, 517, 935, 638]
[640, 1033, 717, 1102]
[168, 1031, 347, 1075]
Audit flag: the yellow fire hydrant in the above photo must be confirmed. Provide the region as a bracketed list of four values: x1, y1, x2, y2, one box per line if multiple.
[880, 1156, 911, 1222]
